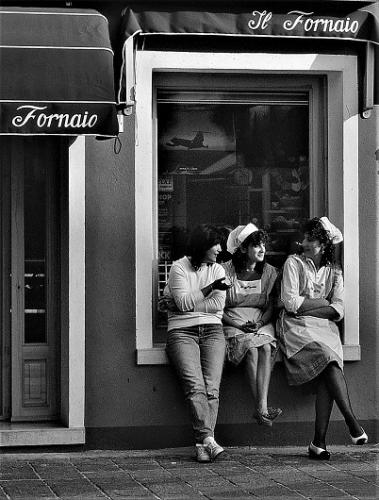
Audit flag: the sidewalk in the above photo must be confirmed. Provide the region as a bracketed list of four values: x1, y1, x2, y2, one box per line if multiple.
[0, 445, 378, 499]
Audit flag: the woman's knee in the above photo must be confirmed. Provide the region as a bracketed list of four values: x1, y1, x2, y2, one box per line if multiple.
[245, 348, 258, 362]
[259, 343, 271, 357]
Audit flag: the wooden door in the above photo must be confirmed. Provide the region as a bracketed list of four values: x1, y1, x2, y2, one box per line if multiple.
[1, 138, 61, 421]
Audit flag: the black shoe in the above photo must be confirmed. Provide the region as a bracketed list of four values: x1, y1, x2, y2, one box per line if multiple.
[308, 442, 331, 460]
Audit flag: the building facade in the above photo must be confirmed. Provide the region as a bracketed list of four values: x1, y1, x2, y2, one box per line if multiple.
[0, 0, 377, 448]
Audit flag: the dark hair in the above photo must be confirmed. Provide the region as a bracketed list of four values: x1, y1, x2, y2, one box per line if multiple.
[232, 229, 269, 274]
[186, 224, 222, 270]
[302, 217, 335, 266]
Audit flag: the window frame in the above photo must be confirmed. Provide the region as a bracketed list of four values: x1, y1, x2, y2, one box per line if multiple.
[134, 51, 359, 365]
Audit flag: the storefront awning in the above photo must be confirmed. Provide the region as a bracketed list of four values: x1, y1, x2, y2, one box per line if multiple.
[119, 5, 379, 111]
[0, 7, 119, 136]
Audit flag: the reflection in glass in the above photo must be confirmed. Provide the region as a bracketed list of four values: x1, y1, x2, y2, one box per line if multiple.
[24, 162, 46, 344]
[155, 98, 310, 341]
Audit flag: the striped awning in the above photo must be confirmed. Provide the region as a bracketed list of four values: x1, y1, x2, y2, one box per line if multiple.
[0, 7, 118, 136]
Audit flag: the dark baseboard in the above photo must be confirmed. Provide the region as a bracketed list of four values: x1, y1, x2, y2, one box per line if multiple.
[85, 420, 378, 450]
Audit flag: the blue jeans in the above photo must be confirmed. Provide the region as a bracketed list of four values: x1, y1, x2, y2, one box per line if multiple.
[166, 324, 226, 443]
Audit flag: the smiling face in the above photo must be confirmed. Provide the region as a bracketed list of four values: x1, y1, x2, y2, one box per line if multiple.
[243, 242, 266, 263]
[302, 233, 325, 261]
[203, 243, 222, 264]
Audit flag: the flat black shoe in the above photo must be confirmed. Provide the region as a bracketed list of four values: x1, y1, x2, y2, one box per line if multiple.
[308, 442, 331, 460]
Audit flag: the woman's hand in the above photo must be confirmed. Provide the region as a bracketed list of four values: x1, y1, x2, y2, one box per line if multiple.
[202, 277, 231, 297]
[211, 277, 232, 291]
[240, 321, 261, 333]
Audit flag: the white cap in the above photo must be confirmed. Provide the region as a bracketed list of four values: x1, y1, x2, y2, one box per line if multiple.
[226, 223, 259, 254]
[319, 217, 343, 244]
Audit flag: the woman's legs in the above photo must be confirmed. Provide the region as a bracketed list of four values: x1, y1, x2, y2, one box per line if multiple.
[166, 328, 214, 443]
[245, 344, 275, 416]
[256, 344, 272, 414]
[199, 325, 226, 434]
[313, 377, 334, 449]
[244, 348, 258, 402]
[322, 363, 362, 437]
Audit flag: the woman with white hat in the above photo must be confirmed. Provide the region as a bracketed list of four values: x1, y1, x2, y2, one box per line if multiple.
[222, 223, 282, 426]
[278, 217, 368, 459]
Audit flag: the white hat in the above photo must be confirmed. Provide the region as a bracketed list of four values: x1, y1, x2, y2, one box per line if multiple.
[319, 217, 343, 244]
[226, 223, 259, 254]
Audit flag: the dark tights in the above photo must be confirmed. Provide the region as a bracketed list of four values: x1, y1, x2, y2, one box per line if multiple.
[313, 362, 362, 448]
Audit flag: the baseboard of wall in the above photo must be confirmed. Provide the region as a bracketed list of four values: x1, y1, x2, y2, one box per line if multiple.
[85, 420, 378, 450]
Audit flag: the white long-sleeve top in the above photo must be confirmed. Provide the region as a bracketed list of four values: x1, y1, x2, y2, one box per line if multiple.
[166, 256, 226, 331]
[281, 254, 344, 320]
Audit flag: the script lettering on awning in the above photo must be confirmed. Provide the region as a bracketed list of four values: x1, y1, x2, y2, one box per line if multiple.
[12, 105, 98, 130]
[248, 10, 360, 35]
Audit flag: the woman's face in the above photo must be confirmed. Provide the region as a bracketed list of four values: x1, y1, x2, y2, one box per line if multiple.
[302, 233, 324, 260]
[203, 243, 222, 264]
[244, 242, 266, 263]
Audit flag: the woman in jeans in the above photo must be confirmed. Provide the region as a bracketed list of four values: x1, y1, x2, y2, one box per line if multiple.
[165, 224, 231, 463]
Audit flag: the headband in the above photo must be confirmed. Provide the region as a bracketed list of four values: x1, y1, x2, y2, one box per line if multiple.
[319, 217, 343, 244]
[226, 223, 259, 254]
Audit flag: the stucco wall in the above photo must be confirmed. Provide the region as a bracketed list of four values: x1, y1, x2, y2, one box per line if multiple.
[84, 109, 378, 449]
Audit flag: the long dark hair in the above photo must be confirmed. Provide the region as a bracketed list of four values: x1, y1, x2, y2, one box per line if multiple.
[232, 229, 268, 274]
[186, 224, 222, 270]
[302, 218, 335, 266]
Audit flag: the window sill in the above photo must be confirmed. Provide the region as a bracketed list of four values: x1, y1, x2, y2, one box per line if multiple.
[136, 344, 361, 365]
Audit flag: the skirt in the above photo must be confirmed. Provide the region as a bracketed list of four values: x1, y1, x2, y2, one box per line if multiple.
[226, 328, 276, 366]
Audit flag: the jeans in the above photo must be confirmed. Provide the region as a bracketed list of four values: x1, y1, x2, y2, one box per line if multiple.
[166, 324, 226, 443]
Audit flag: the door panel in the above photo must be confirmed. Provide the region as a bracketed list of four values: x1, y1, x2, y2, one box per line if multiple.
[1, 137, 61, 421]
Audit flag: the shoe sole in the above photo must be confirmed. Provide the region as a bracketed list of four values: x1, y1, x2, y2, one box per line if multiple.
[211, 449, 225, 460]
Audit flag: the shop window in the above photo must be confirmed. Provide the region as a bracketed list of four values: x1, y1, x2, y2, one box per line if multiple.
[134, 52, 359, 364]
[155, 88, 317, 343]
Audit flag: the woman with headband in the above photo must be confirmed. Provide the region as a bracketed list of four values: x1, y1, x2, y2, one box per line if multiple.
[278, 217, 367, 459]
[222, 223, 282, 426]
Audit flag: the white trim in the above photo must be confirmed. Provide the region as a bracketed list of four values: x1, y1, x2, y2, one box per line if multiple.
[0, 100, 117, 104]
[0, 46, 114, 54]
[139, 31, 379, 47]
[0, 133, 115, 137]
[134, 51, 360, 364]
[0, 10, 108, 21]
[66, 136, 86, 428]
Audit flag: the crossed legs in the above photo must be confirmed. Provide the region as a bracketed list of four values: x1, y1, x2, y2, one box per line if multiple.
[313, 362, 363, 448]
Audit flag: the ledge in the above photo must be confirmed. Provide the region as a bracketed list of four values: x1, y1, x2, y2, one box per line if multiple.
[136, 344, 361, 365]
[0, 423, 85, 447]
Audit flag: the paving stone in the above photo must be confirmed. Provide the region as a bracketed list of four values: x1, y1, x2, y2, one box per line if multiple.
[0, 486, 9, 498]
[46, 479, 106, 498]
[70, 459, 120, 473]
[30, 463, 82, 480]
[0, 480, 56, 499]
[0, 463, 38, 480]
[0, 445, 377, 499]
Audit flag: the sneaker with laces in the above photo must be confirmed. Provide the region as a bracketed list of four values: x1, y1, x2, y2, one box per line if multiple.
[195, 444, 211, 463]
[203, 437, 224, 460]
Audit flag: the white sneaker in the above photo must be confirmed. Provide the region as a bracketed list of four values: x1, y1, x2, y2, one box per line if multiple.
[203, 437, 224, 460]
[195, 444, 211, 463]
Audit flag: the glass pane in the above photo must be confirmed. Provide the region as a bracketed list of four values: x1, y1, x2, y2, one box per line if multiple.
[24, 162, 46, 344]
[155, 99, 309, 341]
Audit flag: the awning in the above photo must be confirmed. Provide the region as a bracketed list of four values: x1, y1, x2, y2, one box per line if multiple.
[0, 7, 118, 136]
[119, 5, 379, 112]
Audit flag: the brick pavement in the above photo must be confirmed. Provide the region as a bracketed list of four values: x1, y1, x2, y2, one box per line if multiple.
[0, 445, 378, 499]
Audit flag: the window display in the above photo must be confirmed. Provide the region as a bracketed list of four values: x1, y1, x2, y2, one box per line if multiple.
[155, 92, 310, 339]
